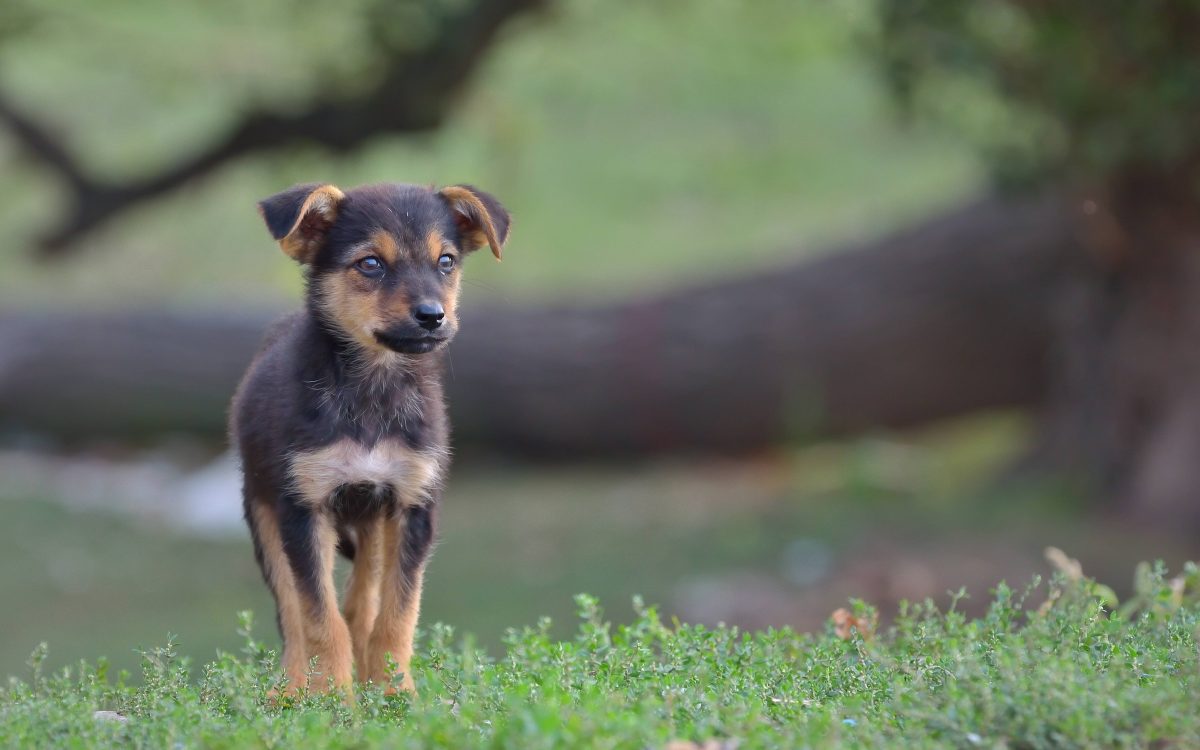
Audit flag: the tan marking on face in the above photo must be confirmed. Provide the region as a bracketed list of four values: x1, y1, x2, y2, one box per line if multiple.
[371, 230, 400, 266]
[425, 230, 461, 327]
[315, 272, 387, 353]
[426, 229, 448, 264]
[289, 439, 445, 508]
[380, 295, 413, 333]
[442, 272, 461, 327]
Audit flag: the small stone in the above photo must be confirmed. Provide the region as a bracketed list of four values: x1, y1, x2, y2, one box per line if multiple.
[92, 710, 128, 723]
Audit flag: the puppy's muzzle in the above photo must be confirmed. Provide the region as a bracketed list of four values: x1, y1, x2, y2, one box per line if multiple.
[374, 323, 448, 354]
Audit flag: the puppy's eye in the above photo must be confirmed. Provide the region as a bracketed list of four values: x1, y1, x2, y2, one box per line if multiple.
[355, 256, 384, 276]
[437, 253, 456, 274]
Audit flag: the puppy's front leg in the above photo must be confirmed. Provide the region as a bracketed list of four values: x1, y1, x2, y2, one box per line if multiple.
[343, 519, 384, 678]
[365, 503, 436, 692]
[278, 496, 354, 695]
[246, 500, 310, 695]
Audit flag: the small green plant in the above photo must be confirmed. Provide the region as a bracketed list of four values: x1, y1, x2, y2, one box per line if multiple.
[2, 563, 1198, 748]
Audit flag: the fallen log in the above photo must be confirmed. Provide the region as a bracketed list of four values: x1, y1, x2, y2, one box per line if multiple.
[0, 193, 1078, 456]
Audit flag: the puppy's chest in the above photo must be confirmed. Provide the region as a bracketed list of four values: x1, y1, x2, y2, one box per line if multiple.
[289, 439, 444, 509]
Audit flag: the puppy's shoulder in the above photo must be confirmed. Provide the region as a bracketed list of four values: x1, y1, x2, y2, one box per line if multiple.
[255, 310, 307, 360]
[230, 311, 309, 439]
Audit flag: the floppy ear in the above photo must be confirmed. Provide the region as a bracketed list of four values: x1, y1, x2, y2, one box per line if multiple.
[438, 184, 511, 260]
[257, 183, 345, 264]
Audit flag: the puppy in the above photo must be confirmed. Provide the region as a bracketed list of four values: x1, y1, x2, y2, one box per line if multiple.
[230, 182, 509, 695]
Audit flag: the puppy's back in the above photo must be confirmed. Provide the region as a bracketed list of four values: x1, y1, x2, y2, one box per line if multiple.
[229, 311, 310, 481]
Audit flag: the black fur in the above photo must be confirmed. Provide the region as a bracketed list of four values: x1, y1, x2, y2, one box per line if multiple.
[232, 182, 508, 643]
[331, 483, 396, 525]
[401, 504, 436, 572]
[278, 496, 323, 608]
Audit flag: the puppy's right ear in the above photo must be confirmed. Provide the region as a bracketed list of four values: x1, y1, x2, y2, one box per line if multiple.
[257, 183, 345, 264]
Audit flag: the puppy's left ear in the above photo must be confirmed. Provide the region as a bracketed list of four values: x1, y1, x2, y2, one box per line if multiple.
[257, 183, 345, 264]
[438, 185, 511, 260]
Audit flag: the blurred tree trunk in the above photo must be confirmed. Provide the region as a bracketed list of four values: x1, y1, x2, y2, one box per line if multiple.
[0, 193, 1074, 453]
[449, 193, 1072, 455]
[10, 188, 1200, 523]
[1030, 170, 1200, 523]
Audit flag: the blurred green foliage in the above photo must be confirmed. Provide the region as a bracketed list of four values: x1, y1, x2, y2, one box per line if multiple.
[12, 2, 1194, 714]
[0, 0, 980, 306]
[874, 0, 1200, 185]
[0, 0, 999, 682]
[0, 414, 1022, 677]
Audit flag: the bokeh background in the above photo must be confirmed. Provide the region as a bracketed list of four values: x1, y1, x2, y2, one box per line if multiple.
[3, 0, 1200, 677]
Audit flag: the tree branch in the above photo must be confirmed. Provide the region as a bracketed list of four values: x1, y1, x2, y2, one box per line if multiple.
[0, 91, 92, 193]
[0, 0, 545, 258]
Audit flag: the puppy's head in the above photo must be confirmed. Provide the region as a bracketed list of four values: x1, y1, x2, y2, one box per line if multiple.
[258, 182, 509, 356]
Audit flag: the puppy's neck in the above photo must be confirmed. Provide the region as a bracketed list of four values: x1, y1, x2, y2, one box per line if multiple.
[301, 314, 439, 444]
[307, 308, 431, 376]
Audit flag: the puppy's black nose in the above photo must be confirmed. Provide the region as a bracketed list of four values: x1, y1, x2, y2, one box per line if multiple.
[412, 302, 445, 330]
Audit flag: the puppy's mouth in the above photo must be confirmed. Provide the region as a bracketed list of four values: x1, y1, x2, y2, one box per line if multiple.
[373, 331, 449, 354]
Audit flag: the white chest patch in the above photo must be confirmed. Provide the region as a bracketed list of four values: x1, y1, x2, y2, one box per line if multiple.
[288, 439, 444, 507]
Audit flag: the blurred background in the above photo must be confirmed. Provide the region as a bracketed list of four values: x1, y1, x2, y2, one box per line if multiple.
[2, 0, 1199, 677]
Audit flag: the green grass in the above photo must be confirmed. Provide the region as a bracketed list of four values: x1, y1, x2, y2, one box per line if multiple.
[5, 415, 1200, 685]
[5, 5, 1192, 744]
[3, 568, 1199, 748]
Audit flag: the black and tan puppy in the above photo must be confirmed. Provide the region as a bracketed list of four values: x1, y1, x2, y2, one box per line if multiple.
[230, 182, 509, 696]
